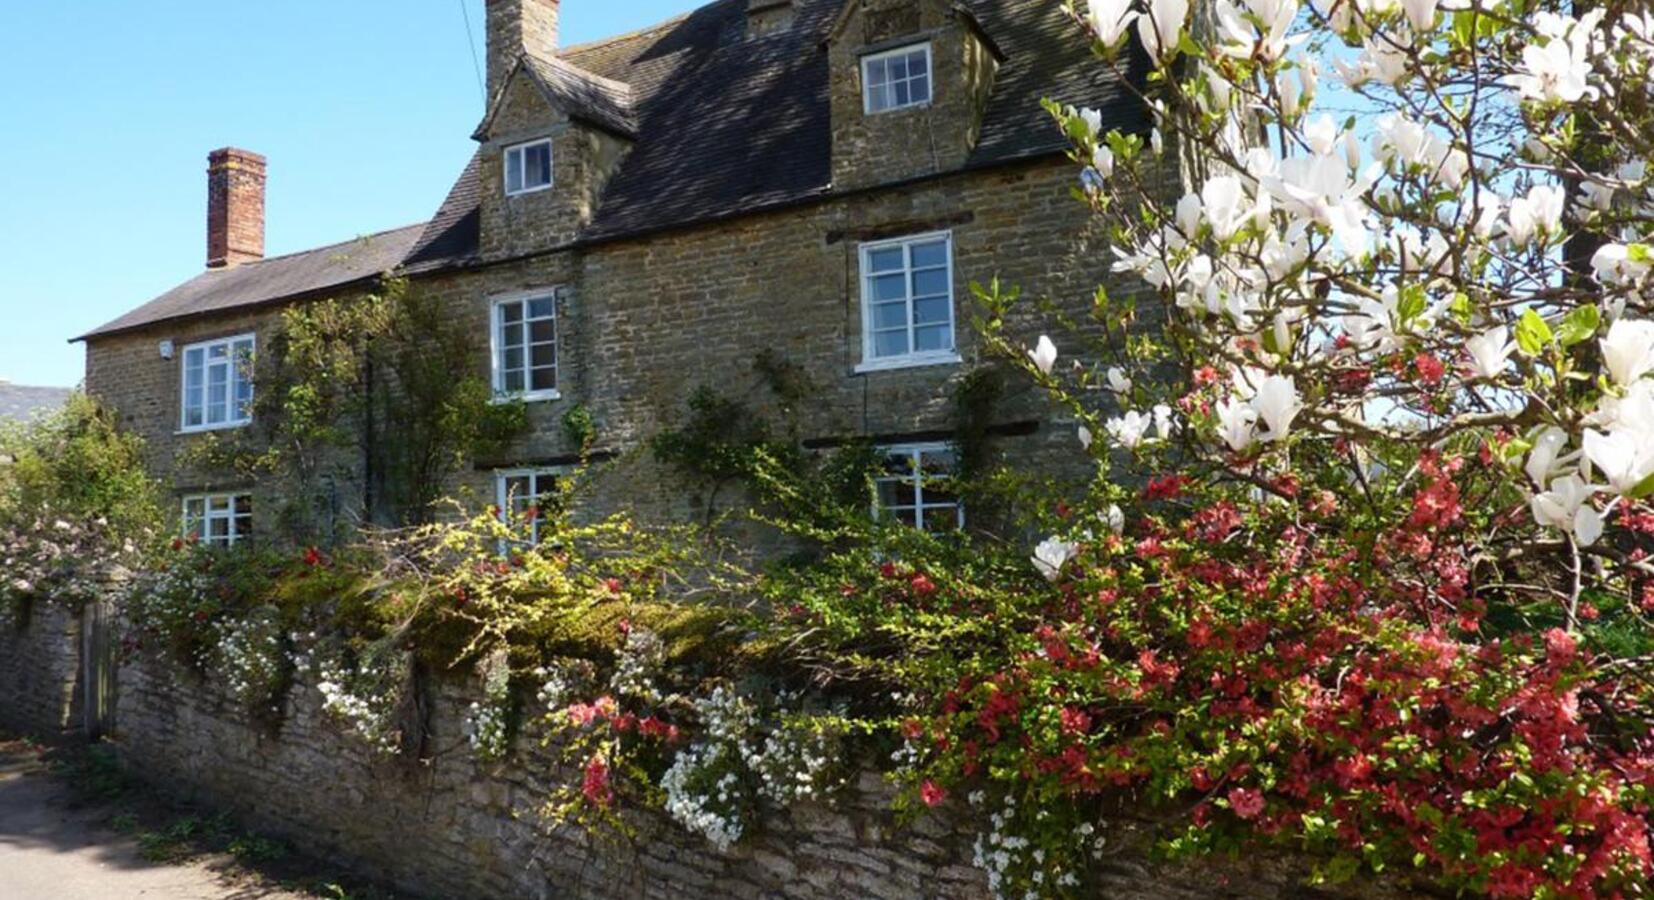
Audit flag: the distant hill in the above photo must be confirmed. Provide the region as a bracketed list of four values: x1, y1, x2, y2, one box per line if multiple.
[0, 383, 71, 423]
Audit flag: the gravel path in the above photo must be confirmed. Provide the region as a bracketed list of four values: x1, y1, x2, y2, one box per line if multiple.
[0, 737, 311, 900]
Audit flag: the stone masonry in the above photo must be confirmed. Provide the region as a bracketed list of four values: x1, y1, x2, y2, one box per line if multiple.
[81, 0, 1154, 541]
[0, 607, 1424, 900]
[0, 601, 82, 737]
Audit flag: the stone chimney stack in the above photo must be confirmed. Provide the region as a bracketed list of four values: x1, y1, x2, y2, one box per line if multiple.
[747, 0, 795, 38]
[487, 0, 561, 100]
[206, 148, 266, 270]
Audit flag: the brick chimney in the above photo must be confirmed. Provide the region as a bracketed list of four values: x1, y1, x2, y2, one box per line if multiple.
[206, 148, 266, 269]
[487, 0, 560, 101]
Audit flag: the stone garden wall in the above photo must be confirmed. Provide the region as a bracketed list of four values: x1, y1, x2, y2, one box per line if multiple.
[0, 600, 1417, 900]
[0, 601, 82, 737]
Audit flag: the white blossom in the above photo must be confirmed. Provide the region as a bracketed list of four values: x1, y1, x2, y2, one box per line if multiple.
[1602, 319, 1654, 386]
[1137, 0, 1189, 62]
[1511, 12, 1600, 104]
[1464, 325, 1514, 380]
[1032, 537, 1080, 581]
[1251, 375, 1304, 442]
[1215, 397, 1258, 452]
[1086, 0, 1139, 49]
[1029, 335, 1058, 375]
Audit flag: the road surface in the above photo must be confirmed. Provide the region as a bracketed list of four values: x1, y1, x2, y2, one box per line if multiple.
[0, 737, 309, 900]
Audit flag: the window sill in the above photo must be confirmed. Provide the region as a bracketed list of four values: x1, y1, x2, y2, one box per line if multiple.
[492, 390, 562, 405]
[176, 422, 251, 436]
[854, 352, 962, 374]
[864, 100, 934, 116]
[505, 183, 554, 199]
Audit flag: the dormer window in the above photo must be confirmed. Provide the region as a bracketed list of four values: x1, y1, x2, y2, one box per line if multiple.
[504, 139, 553, 196]
[862, 43, 932, 114]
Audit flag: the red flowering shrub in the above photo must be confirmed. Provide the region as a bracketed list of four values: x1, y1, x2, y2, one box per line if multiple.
[764, 459, 1654, 896]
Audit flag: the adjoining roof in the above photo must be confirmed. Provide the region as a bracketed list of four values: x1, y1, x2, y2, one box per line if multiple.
[81, 0, 1144, 342]
[78, 225, 426, 340]
[0, 384, 72, 423]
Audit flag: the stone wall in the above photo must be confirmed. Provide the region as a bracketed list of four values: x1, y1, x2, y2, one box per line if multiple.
[0, 600, 82, 736]
[0, 605, 1421, 899]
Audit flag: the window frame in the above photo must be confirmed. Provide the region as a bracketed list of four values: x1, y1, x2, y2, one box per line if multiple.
[178, 333, 256, 434]
[490, 290, 561, 403]
[503, 138, 554, 197]
[861, 42, 934, 115]
[873, 442, 964, 533]
[854, 230, 961, 373]
[495, 466, 570, 547]
[180, 492, 253, 548]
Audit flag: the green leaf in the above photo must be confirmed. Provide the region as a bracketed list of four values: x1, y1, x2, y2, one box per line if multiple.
[1396, 285, 1427, 329]
[1629, 470, 1654, 500]
[1557, 305, 1601, 347]
[1516, 308, 1553, 356]
[1449, 292, 1474, 324]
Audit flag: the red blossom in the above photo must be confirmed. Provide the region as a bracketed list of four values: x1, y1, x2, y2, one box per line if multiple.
[582, 755, 613, 807]
[1145, 475, 1190, 501]
[1414, 353, 1446, 384]
[920, 780, 948, 807]
[1228, 787, 1265, 820]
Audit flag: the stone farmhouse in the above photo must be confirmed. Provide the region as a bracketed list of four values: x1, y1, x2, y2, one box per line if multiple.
[76, 0, 1146, 546]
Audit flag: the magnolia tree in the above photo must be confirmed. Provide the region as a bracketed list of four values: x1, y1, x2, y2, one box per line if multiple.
[907, 0, 1654, 894]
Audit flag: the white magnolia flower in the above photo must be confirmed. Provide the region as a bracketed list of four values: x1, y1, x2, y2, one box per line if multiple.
[1106, 410, 1156, 449]
[1032, 538, 1080, 581]
[1602, 319, 1654, 386]
[1303, 114, 1339, 156]
[1531, 474, 1591, 529]
[1594, 244, 1654, 287]
[1511, 12, 1599, 104]
[1262, 152, 1374, 254]
[1092, 144, 1115, 178]
[1464, 325, 1514, 379]
[1531, 474, 1606, 546]
[1105, 504, 1125, 534]
[1078, 425, 1094, 450]
[1087, 0, 1139, 48]
[1505, 185, 1565, 247]
[1574, 505, 1606, 547]
[1078, 107, 1103, 138]
[1402, 0, 1439, 32]
[1584, 427, 1654, 495]
[1245, 0, 1301, 61]
[1471, 193, 1503, 238]
[1176, 191, 1203, 237]
[1251, 375, 1304, 442]
[1104, 366, 1132, 395]
[1373, 114, 1468, 188]
[1215, 397, 1258, 452]
[1153, 403, 1177, 440]
[1526, 426, 1572, 487]
[1138, 0, 1189, 61]
[1201, 175, 1251, 240]
[1030, 335, 1058, 375]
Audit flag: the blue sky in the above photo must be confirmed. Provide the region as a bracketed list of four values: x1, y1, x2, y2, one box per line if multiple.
[0, 1, 702, 388]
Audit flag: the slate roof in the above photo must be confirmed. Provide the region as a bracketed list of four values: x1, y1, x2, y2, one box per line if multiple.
[79, 225, 427, 340]
[81, 0, 1144, 341]
[0, 384, 72, 423]
[522, 53, 638, 138]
